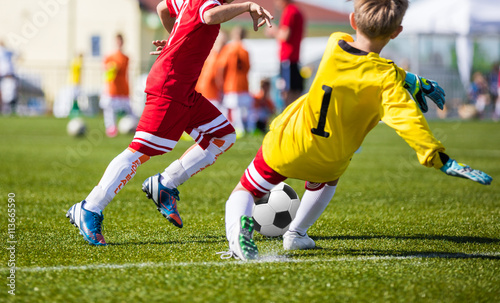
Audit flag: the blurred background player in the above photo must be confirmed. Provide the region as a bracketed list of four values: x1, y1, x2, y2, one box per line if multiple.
[195, 30, 228, 110]
[496, 64, 500, 121]
[216, 26, 252, 137]
[100, 33, 132, 137]
[248, 77, 275, 134]
[0, 40, 18, 115]
[68, 53, 84, 117]
[266, 0, 305, 109]
[67, 0, 273, 246]
[222, 0, 492, 261]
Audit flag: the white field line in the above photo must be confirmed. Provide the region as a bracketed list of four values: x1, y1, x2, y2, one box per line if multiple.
[4, 252, 500, 273]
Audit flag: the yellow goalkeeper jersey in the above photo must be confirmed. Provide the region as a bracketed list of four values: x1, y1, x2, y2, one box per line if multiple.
[262, 32, 446, 183]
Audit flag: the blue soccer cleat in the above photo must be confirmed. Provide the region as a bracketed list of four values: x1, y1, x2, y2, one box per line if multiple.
[66, 201, 107, 246]
[142, 173, 183, 228]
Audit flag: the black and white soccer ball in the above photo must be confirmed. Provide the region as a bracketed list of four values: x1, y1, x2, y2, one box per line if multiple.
[252, 182, 300, 237]
[118, 115, 138, 134]
[67, 117, 86, 137]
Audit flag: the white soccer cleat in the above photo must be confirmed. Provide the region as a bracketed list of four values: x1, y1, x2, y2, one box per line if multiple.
[283, 230, 315, 250]
[227, 215, 259, 261]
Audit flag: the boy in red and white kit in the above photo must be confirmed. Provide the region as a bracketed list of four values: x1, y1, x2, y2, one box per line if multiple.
[67, 0, 273, 246]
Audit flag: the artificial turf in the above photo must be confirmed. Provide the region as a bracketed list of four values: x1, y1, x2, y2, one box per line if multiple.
[1, 116, 499, 302]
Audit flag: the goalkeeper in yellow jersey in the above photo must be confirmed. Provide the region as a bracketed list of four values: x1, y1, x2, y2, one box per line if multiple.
[221, 0, 493, 261]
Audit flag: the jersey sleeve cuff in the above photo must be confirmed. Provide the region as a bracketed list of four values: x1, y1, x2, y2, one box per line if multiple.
[199, 0, 222, 24]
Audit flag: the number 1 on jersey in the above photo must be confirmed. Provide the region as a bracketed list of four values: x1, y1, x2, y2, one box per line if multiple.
[311, 85, 332, 138]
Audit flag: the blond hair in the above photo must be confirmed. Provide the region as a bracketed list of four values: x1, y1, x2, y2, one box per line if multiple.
[351, 0, 408, 39]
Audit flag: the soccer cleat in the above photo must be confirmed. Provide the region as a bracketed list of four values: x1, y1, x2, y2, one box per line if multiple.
[105, 125, 118, 138]
[228, 215, 259, 261]
[66, 201, 107, 246]
[142, 173, 183, 228]
[283, 230, 315, 250]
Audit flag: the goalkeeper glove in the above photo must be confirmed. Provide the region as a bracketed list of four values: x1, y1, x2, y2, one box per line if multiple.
[440, 158, 492, 185]
[404, 72, 445, 113]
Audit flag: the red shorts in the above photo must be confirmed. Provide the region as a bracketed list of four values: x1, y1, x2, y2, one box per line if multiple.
[240, 148, 327, 198]
[129, 93, 234, 156]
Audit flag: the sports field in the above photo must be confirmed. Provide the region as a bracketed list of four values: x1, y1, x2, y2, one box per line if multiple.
[1, 116, 499, 302]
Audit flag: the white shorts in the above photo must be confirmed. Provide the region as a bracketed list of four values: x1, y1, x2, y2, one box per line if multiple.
[99, 95, 130, 110]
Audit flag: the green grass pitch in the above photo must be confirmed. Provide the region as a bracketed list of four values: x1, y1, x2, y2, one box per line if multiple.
[1, 116, 499, 302]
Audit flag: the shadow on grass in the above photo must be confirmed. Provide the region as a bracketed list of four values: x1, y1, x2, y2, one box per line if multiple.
[285, 248, 500, 260]
[282, 233, 500, 260]
[315, 234, 500, 244]
[107, 234, 227, 246]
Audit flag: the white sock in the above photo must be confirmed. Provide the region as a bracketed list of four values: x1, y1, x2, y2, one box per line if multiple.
[288, 185, 337, 235]
[160, 145, 214, 188]
[85, 148, 148, 213]
[161, 134, 235, 188]
[225, 190, 254, 241]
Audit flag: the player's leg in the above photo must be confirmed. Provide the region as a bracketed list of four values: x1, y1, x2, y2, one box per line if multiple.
[116, 96, 136, 120]
[67, 147, 151, 245]
[159, 93, 236, 190]
[142, 93, 235, 228]
[239, 92, 253, 135]
[286, 62, 305, 107]
[69, 94, 152, 244]
[154, 97, 236, 226]
[67, 95, 182, 244]
[494, 91, 500, 121]
[133, 96, 190, 228]
[224, 148, 287, 260]
[283, 179, 338, 250]
[100, 95, 118, 137]
[222, 92, 245, 137]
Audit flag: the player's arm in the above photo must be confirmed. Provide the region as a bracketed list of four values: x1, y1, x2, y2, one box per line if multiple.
[204, 2, 273, 31]
[266, 25, 290, 42]
[381, 84, 492, 185]
[276, 26, 290, 42]
[157, 1, 175, 33]
[265, 6, 291, 41]
[149, 2, 174, 56]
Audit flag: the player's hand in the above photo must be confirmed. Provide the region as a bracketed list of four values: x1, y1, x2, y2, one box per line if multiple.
[404, 72, 445, 113]
[440, 158, 492, 185]
[248, 3, 273, 31]
[150, 40, 168, 56]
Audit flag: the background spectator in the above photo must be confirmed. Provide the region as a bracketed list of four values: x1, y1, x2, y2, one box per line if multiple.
[248, 78, 275, 134]
[468, 71, 491, 118]
[267, 0, 305, 109]
[0, 40, 18, 115]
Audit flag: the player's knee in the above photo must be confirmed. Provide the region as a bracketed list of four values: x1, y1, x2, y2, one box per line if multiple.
[233, 182, 260, 202]
[207, 132, 236, 155]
